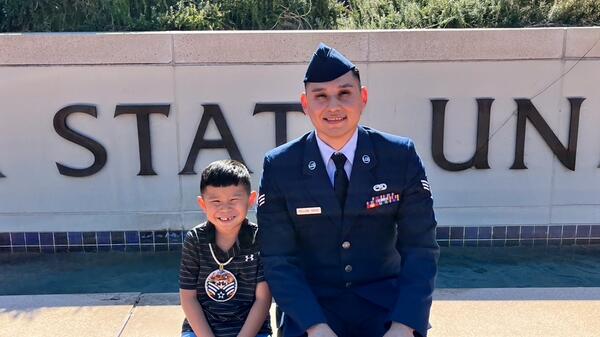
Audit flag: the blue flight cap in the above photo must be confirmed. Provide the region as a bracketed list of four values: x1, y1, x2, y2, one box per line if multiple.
[304, 43, 356, 83]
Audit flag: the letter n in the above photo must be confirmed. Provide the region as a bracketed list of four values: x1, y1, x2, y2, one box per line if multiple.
[511, 98, 583, 171]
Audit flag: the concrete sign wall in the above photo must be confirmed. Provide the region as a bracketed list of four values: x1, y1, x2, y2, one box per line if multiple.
[1, 29, 599, 231]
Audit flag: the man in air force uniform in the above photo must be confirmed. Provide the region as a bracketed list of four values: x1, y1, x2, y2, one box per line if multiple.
[257, 43, 439, 337]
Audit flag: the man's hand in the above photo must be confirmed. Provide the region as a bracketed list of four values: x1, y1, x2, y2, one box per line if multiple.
[382, 322, 415, 337]
[306, 323, 338, 337]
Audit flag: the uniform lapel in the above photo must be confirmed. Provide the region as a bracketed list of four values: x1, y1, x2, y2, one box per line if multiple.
[302, 131, 343, 227]
[343, 126, 377, 236]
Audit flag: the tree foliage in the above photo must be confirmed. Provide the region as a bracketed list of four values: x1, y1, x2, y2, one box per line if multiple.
[0, 0, 598, 32]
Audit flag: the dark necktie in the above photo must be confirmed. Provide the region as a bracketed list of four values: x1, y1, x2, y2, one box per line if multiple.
[331, 152, 349, 207]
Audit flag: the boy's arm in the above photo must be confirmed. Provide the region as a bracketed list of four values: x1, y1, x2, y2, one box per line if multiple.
[237, 281, 272, 337]
[180, 289, 215, 337]
[179, 231, 215, 337]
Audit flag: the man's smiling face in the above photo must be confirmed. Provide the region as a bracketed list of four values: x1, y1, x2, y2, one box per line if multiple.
[301, 71, 368, 150]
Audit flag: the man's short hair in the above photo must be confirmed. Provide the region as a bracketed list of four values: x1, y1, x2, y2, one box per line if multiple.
[351, 67, 361, 86]
[200, 159, 251, 194]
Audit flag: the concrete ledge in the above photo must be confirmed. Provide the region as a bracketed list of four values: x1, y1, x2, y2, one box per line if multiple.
[565, 27, 600, 59]
[0, 293, 140, 310]
[119, 294, 183, 337]
[435, 287, 600, 300]
[430, 299, 600, 337]
[1, 28, 599, 66]
[0, 33, 173, 65]
[2, 289, 600, 337]
[0, 293, 140, 337]
[173, 31, 369, 64]
[367, 28, 565, 61]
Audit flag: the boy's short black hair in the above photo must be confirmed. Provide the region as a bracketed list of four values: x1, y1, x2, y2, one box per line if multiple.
[200, 159, 251, 194]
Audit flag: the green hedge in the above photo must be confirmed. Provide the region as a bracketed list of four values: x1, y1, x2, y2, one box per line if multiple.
[1, 0, 599, 32]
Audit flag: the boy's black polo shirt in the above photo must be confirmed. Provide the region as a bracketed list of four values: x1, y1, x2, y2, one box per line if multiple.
[179, 219, 271, 336]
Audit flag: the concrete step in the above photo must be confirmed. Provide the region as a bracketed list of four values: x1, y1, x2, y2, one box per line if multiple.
[1, 288, 600, 337]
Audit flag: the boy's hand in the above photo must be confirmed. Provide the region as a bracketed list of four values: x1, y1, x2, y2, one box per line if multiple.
[307, 323, 338, 337]
[236, 281, 271, 337]
[180, 289, 216, 337]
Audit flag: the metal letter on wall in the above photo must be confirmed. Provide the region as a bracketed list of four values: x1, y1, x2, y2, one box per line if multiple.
[431, 98, 492, 171]
[511, 97, 584, 171]
[53, 105, 107, 177]
[180, 104, 247, 174]
[252, 103, 303, 146]
[114, 104, 170, 176]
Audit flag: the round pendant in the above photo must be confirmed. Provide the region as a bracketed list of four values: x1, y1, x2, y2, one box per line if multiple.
[205, 269, 238, 302]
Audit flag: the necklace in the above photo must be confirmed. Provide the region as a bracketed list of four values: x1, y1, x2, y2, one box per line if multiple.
[204, 243, 238, 302]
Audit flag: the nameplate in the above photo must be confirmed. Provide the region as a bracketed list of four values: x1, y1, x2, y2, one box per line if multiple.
[296, 207, 322, 216]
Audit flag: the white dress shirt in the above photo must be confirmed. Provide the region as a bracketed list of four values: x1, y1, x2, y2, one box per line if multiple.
[315, 129, 358, 186]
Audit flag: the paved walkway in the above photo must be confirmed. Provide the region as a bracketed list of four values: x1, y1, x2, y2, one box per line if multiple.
[1, 288, 600, 337]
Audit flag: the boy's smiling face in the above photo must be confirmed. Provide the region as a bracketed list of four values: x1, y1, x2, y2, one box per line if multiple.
[198, 184, 256, 235]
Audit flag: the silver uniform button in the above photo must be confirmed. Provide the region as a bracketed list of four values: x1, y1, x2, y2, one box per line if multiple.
[342, 241, 351, 249]
[345, 265, 353, 272]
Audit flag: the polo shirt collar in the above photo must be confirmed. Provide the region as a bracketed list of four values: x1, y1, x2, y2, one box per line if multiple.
[204, 218, 256, 250]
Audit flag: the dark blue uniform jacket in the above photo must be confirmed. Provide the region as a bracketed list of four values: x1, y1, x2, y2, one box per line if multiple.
[257, 126, 439, 337]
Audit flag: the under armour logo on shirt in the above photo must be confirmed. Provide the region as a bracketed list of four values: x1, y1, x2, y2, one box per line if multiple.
[245, 254, 254, 262]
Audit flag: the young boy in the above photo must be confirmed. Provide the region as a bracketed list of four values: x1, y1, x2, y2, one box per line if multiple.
[179, 159, 272, 337]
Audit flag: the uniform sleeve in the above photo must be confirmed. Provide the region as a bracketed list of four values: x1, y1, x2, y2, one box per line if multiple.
[391, 140, 439, 337]
[179, 230, 201, 290]
[257, 155, 327, 331]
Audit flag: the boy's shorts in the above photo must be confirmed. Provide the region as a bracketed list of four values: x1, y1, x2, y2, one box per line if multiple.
[182, 332, 270, 337]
